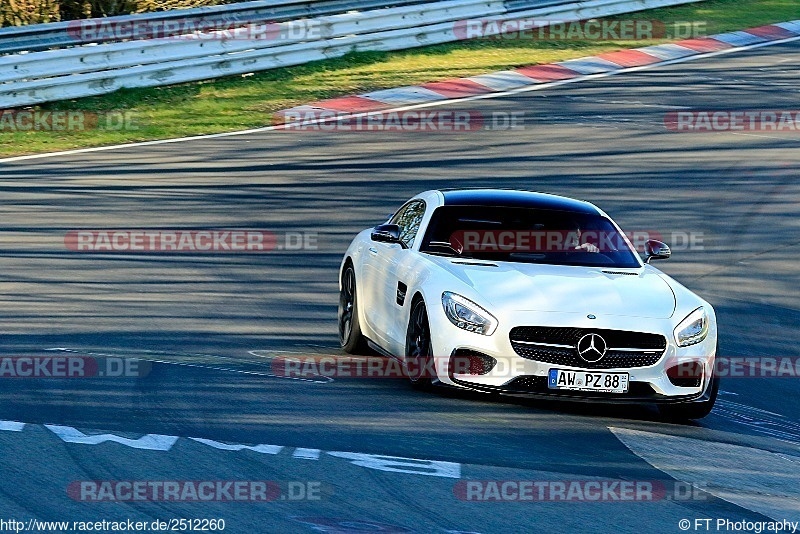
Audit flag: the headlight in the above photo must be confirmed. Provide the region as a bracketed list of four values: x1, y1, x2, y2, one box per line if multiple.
[674, 307, 709, 347]
[441, 292, 498, 336]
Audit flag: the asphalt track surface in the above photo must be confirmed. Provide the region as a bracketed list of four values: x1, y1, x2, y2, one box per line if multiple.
[0, 42, 799, 534]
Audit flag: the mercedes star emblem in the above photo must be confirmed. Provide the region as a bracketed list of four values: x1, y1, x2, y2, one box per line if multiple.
[576, 333, 607, 363]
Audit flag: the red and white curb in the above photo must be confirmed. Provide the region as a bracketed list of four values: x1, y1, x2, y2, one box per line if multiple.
[275, 21, 800, 122]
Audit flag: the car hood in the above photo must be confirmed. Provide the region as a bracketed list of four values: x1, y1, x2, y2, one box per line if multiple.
[432, 258, 676, 319]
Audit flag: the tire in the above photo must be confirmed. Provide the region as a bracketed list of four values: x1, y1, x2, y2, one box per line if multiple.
[338, 264, 368, 354]
[405, 298, 435, 390]
[658, 373, 720, 421]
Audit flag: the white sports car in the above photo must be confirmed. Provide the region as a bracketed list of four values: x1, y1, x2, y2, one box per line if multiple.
[338, 189, 718, 419]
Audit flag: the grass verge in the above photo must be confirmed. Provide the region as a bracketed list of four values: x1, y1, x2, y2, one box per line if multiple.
[0, 0, 797, 157]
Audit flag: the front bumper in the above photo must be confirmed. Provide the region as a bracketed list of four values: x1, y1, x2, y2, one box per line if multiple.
[429, 308, 717, 405]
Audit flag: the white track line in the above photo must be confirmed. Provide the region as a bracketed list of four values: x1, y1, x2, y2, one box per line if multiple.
[1, 35, 798, 164]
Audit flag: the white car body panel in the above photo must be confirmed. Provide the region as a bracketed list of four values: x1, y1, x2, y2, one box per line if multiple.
[426, 259, 676, 318]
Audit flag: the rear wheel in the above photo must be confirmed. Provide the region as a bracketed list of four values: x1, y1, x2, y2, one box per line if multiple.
[405, 298, 435, 390]
[338, 264, 367, 354]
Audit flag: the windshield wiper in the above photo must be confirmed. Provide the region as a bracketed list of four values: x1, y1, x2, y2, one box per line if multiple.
[427, 241, 462, 255]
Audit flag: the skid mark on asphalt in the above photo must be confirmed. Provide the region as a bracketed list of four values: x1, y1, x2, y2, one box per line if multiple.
[714, 399, 800, 446]
[610, 427, 800, 521]
[44, 347, 332, 384]
[558, 96, 692, 109]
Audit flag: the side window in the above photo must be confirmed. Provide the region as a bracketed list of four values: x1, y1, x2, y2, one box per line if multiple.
[390, 200, 426, 249]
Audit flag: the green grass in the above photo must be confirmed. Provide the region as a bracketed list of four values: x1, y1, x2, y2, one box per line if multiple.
[1, 0, 797, 157]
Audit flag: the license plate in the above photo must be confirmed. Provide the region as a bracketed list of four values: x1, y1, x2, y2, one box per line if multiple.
[548, 369, 629, 393]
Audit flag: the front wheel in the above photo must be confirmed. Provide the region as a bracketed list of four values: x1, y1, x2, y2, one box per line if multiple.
[405, 298, 435, 390]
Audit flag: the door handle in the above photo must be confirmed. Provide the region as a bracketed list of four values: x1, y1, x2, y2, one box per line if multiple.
[368, 247, 378, 255]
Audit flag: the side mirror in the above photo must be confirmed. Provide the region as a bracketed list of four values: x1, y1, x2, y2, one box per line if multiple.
[371, 224, 406, 248]
[645, 239, 671, 263]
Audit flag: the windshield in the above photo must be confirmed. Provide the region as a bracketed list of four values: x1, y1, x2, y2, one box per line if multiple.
[419, 205, 642, 268]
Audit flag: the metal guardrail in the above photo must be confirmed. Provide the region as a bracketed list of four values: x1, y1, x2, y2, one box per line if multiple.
[0, 0, 432, 54]
[0, 0, 702, 108]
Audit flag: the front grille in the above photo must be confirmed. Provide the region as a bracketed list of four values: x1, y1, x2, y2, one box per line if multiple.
[509, 326, 666, 370]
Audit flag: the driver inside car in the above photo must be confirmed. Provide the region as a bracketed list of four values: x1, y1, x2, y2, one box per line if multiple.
[569, 221, 600, 253]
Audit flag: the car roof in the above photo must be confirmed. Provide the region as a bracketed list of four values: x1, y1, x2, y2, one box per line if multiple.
[439, 189, 599, 214]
